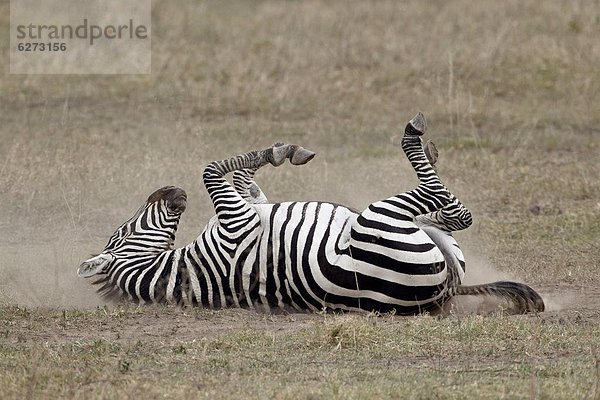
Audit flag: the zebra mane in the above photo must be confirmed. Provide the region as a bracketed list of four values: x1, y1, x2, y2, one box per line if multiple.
[91, 275, 129, 303]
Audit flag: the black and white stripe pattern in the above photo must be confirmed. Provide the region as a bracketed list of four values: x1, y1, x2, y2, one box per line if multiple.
[233, 168, 269, 205]
[79, 113, 544, 314]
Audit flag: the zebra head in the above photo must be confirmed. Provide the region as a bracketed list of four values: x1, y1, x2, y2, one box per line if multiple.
[77, 186, 187, 278]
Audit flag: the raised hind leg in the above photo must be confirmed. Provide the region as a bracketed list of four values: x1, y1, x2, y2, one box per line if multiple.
[351, 113, 453, 255]
[371, 112, 452, 222]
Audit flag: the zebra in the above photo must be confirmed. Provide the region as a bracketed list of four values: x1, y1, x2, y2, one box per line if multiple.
[78, 112, 545, 314]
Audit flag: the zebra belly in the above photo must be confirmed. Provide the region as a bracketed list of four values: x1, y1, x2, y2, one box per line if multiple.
[241, 202, 353, 311]
[247, 202, 450, 314]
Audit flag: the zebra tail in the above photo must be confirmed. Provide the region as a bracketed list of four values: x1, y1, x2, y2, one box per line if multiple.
[454, 281, 545, 313]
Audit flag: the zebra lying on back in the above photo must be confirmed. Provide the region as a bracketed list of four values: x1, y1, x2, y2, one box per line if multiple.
[78, 113, 545, 314]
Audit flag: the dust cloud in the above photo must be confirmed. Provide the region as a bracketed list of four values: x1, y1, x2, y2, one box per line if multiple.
[443, 247, 515, 315]
[445, 237, 564, 315]
[0, 241, 107, 309]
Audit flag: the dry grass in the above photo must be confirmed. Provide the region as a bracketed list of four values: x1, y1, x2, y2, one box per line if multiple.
[0, 0, 599, 398]
[1, 306, 599, 399]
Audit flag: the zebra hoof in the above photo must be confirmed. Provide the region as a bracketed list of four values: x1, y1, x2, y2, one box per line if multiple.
[271, 143, 316, 166]
[289, 146, 316, 165]
[424, 140, 439, 166]
[406, 112, 427, 136]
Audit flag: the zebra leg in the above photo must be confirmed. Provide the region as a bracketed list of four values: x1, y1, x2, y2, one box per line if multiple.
[352, 113, 453, 248]
[355, 113, 452, 229]
[416, 140, 473, 232]
[203, 143, 315, 229]
[233, 168, 269, 204]
[395, 112, 452, 216]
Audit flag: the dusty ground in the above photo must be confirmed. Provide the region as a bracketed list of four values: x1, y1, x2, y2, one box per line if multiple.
[2, 285, 599, 346]
[0, 0, 599, 398]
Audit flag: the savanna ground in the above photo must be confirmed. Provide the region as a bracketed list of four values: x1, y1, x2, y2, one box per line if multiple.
[0, 1, 599, 398]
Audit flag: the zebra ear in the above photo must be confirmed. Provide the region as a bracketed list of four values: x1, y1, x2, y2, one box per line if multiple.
[77, 254, 113, 278]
